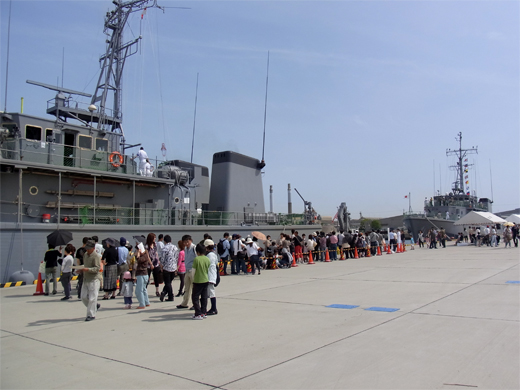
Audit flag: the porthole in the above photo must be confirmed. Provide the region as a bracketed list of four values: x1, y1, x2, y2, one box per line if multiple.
[29, 186, 38, 195]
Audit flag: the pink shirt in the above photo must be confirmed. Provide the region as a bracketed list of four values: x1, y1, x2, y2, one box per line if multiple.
[329, 235, 338, 244]
[177, 250, 186, 274]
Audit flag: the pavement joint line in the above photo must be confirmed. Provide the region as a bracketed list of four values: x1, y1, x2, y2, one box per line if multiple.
[0, 329, 220, 389]
[217, 309, 411, 389]
[216, 261, 520, 388]
[409, 311, 519, 323]
[410, 262, 520, 315]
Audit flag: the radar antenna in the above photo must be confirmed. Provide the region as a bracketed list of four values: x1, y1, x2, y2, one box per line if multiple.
[446, 132, 478, 195]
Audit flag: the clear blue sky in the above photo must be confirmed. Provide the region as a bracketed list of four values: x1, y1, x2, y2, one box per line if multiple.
[1, 0, 518, 218]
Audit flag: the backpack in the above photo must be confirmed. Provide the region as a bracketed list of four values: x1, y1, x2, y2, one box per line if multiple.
[217, 240, 226, 256]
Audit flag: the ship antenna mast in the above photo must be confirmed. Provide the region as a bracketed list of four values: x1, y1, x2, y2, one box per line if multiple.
[90, 0, 162, 134]
[446, 132, 478, 195]
[259, 51, 270, 169]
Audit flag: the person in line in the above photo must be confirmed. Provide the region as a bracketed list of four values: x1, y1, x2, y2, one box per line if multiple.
[75, 240, 101, 321]
[75, 237, 89, 299]
[191, 244, 210, 320]
[503, 226, 513, 248]
[177, 235, 196, 309]
[418, 231, 424, 248]
[121, 271, 135, 309]
[293, 231, 303, 263]
[101, 239, 119, 300]
[229, 234, 239, 275]
[233, 235, 247, 275]
[176, 240, 186, 297]
[205, 239, 219, 315]
[160, 235, 178, 302]
[60, 244, 75, 300]
[218, 233, 231, 275]
[512, 223, 519, 247]
[116, 237, 129, 296]
[92, 235, 104, 289]
[135, 242, 153, 309]
[146, 233, 162, 296]
[246, 237, 262, 275]
[44, 244, 61, 296]
[328, 231, 338, 261]
[490, 227, 498, 247]
[368, 230, 378, 256]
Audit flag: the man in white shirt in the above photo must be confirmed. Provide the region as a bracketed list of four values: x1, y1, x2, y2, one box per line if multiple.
[134, 147, 148, 175]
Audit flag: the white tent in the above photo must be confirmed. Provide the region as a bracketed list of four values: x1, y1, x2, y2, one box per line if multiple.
[506, 214, 520, 224]
[454, 211, 506, 226]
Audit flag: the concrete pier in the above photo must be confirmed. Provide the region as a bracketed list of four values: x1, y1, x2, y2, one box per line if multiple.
[1, 245, 519, 389]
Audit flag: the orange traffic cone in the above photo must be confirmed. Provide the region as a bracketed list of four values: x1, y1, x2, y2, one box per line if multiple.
[387, 244, 392, 254]
[325, 249, 331, 262]
[402, 243, 406, 252]
[291, 253, 298, 267]
[247, 261, 252, 273]
[219, 261, 225, 276]
[307, 250, 315, 265]
[354, 247, 359, 259]
[340, 249, 345, 260]
[33, 264, 45, 296]
[366, 246, 372, 258]
[377, 245, 382, 256]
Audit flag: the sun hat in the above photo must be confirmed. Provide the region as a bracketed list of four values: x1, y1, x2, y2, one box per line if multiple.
[204, 239, 215, 247]
[85, 240, 95, 249]
[123, 271, 132, 279]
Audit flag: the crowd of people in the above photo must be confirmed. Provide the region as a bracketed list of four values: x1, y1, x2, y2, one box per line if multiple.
[42, 224, 518, 321]
[452, 224, 519, 247]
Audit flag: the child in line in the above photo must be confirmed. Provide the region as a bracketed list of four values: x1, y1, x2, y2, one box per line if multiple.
[191, 244, 210, 320]
[121, 271, 135, 309]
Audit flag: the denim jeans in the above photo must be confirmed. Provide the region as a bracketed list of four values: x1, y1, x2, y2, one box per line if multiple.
[230, 255, 239, 274]
[135, 275, 150, 307]
[61, 272, 72, 298]
[329, 244, 337, 260]
[250, 255, 261, 274]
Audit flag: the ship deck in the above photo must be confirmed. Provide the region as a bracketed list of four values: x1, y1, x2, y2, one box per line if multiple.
[1, 245, 519, 389]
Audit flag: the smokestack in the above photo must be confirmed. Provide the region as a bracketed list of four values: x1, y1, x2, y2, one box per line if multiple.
[269, 185, 273, 213]
[288, 183, 292, 214]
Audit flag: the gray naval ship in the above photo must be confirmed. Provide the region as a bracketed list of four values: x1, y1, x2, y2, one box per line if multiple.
[0, 0, 319, 283]
[403, 132, 492, 240]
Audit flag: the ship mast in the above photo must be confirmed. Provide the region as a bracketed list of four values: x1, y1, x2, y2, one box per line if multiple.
[90, 0, 160, 134]
[446, 132, 478, 195]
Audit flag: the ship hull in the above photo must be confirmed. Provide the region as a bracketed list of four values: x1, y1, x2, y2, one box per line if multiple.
[403, 215, 461, 241]
[1, 222, 320, 283]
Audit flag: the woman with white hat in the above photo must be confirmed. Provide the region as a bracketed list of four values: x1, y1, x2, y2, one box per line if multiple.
[246, 237, 262, 275]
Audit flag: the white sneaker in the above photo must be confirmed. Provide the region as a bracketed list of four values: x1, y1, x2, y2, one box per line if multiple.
[192, 315, 203, 320]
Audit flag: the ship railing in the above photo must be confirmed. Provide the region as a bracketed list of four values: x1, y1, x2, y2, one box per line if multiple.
[1, 200, 313, 227]
[0, 139, 165, 178]
[46, 97, 116, 120]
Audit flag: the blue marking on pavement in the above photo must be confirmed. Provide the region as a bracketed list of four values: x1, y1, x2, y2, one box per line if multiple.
[364, 307, 399, 312]
[326, 304, 359, 309]
[506, 281, 520, 284]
